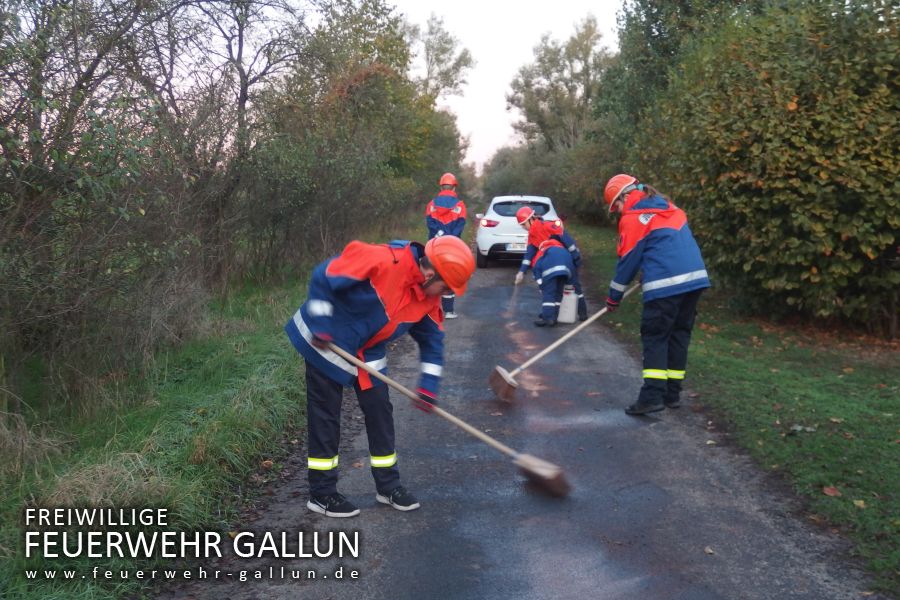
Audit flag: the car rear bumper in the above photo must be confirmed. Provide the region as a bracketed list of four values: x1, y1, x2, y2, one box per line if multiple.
[479, 243, 526, 258]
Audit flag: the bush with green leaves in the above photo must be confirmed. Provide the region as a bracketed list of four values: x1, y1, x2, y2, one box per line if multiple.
[640, 0, 898, 336]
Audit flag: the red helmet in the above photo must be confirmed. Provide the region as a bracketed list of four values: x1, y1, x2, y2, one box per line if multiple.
[604, 174, 638, 211]
[424, 236, 475, 296]
[516, 206, 535, 225]
[439, 172, 458, 187]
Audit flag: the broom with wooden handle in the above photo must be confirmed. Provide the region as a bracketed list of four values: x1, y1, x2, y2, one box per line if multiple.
[327, 343, 571, 498]
[490, 283, 640, 403]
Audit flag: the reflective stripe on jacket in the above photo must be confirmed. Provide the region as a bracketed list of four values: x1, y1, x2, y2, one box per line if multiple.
[609, 191, 710, 303]
[520, 218, 580, 273]
[426, 191, 467, 239]
[285, 240, 445, 395]
[533, 240, 574, 286]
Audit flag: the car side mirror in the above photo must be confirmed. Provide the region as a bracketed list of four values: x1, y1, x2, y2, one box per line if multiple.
[475, 213, 484, 220]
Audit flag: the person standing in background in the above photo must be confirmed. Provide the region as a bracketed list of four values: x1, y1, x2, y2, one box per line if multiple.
[425, 172, 467, 319]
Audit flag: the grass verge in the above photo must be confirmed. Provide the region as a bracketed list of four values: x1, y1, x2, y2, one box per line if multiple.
[570, 221, 899, 592]
[0, 209, 429, 599]
[0, 281, 308, 599]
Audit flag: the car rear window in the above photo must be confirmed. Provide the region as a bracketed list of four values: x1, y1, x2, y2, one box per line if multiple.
[491, 201, 551, 217]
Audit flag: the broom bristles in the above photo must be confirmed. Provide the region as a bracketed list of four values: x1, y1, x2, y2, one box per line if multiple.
[514, 453, 571, 498]
[489, 365, 518, 403]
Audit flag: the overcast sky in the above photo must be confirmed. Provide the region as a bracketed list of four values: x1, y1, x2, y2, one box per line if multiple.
[389, 0, 623, 172]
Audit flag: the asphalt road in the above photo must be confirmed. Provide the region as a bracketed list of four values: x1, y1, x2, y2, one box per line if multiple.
[158, 261, 887, 600]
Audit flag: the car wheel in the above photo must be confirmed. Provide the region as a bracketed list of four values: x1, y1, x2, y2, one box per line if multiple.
[476, 251, 488, 268]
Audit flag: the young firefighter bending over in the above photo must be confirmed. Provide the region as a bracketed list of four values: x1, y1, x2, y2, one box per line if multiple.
[603, 174, 710, 415]
[284, 236, 475, 517]
[514, 206, 588, 322]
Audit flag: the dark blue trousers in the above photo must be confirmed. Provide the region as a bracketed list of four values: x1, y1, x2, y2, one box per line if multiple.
[637, 289, 704, 406]
[539, 276, 567, 321]
[305, 361, 400, 496]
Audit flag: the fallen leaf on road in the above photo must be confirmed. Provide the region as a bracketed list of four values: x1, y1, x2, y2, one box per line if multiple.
[586, 391, 602, 396]
[352, 461, 364, 468]
[706, 440, 717, 445]
[260, 460, 273, 470]
[228, 531, 237, 539]
[688, 392, 700, 398]
[490, 411, 503, 416]
[853, 500, 866, 509]
[829, 417, 844, 424]
[704, 546, 715, 555]
[823, 486, 842, 497]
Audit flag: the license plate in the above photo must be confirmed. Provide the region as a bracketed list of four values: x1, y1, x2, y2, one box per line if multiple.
[506, 243, 526, 251]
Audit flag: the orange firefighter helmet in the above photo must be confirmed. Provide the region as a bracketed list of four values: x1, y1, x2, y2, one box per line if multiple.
[424, 235, 475, 296]
[604, 174, 638, 211]
[516, 206, 536, 225]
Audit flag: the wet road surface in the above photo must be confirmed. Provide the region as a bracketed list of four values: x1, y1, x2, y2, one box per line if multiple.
[158, 263, 886, 600]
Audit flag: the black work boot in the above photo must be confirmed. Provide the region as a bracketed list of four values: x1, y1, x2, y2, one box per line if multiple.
[627, 378, 665, 415]
[534, 317, 557, 327]
[666, 379, 683, 408]
[625, 401, 664, 415]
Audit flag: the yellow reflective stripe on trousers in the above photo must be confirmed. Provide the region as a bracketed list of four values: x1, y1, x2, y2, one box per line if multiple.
[369, 453, 397, 468]
[308, 456, 339, 470]
[642, 369, 669, 380]
[667, 369, 686, 380]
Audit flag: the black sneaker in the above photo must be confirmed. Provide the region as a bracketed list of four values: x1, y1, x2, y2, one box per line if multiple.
[307, 493, 360, 518]
[625, 402, 665, 415]
[376, 486, 420, 511]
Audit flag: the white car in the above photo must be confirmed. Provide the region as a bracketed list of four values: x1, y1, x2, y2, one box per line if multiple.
[474, 195, 560, 268]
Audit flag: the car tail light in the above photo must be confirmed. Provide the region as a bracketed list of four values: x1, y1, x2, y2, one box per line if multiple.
[480, 218, 499, 227]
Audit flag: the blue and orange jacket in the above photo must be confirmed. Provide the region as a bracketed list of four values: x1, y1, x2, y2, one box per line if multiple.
[609, 190, 710, 303]
[532, 239, 574, 287]
[284, 240, 445, 396]
[519, 218, 581, 274]
[425, 190, 467, 239]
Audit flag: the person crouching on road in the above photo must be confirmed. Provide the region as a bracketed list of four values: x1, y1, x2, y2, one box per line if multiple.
[514, 207, 588, 321]
[530, 238, 576, 327]
[602, 174, 710, 416]
[425, 172, 467, 319]
[284, 236, 476, 518]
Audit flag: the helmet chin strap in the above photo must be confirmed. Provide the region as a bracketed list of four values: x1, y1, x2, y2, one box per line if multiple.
[419, 258, 443, 291]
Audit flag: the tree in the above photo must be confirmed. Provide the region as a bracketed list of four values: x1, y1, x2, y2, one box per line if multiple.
[408, 13, 474, 100]
[595, 0, 760, 168]
[506, 16, 611, 152]
[638, 0, 898, 335]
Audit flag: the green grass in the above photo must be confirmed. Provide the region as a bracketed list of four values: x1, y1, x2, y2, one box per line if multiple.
[0, 209, 429, 599]
[569, 221, 900, 591]
[0, 281, 309, 599]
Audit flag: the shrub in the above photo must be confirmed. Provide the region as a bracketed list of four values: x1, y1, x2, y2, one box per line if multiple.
[640, 0, 898, 335]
